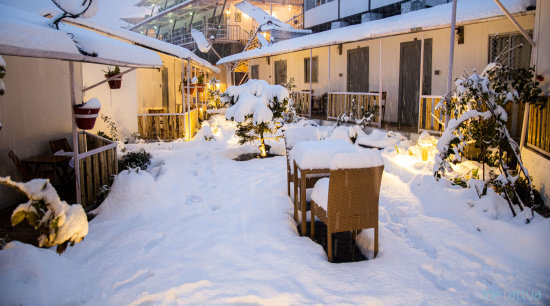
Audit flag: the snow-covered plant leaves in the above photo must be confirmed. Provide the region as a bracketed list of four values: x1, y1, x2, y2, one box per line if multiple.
[224, 79, 290, 156]
[434, 63, 544, 218]
[119, 149, 152, 171]
[1, 177, 88, 254]
[206, 77, 226, 109]
[337, 97, 379, 129]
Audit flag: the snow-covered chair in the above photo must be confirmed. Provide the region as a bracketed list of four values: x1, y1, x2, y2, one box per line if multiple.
[284, 126, 320, 199]
[311, 151, 384, 262]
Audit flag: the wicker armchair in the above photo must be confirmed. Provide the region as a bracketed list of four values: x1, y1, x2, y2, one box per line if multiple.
[311, 164, 384, 262]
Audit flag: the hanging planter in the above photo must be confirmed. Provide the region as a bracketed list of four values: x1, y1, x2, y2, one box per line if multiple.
[73, 98, 101, 130]
[103, 66, 122, 89]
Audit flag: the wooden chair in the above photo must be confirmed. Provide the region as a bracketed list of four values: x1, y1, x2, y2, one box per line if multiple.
[7, 150, 55, 182]
[49, 138, 72, 153]
[311, 165, 384, 262]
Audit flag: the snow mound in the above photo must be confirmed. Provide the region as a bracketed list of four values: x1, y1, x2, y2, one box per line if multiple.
[191, 29, 211, 53]
[290, 139, 356, 170]
[329, 126, 354, 143]
[330, 150, 384, 170]
[81, 97, 101, 109]
[283, 126, 320, 148]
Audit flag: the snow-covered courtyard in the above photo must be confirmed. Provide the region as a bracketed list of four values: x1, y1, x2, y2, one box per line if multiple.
[1, 114, 549, 305]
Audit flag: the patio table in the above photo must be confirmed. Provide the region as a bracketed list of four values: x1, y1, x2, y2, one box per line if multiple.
[290, 139, 357, 236]
[22, 154, 72, 184]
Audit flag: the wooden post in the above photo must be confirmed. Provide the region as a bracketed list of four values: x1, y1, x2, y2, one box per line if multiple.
[69, 62, 81, 204]
[328, 45, 331, 118]
[445, 0, 458, 129]
[520, 103, 530, 147]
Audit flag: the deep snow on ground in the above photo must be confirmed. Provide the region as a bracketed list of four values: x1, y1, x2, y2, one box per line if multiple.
[1, 115, 549, 305]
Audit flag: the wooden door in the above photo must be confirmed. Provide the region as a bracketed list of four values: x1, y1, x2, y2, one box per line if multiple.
[347, 47, 369, 92]
[274, 60, 287, 85]
[398, 39, 432, 127]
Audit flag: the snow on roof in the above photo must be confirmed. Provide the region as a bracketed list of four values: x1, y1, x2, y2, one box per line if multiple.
[218, 0, 535, 64]
[66, 17, 220, 73]
[235, 1, 311, 34]
[0, 4, 162, 68]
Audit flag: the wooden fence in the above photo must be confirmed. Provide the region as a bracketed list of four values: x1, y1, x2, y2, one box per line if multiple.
[418, 95, 526, 139]
[327, 92, 382, 127]
[292, 91, 311, 116]
[77, 132, 117, 207]
[527, 97, 550, 156]
[137, 109, 199, 141]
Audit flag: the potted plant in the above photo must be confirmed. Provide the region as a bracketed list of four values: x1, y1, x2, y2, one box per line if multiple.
[103, 66, 122, 89]
[73, 98, 101, 130]
[179, 79, 195, 95]
[197, 75, 205, 93]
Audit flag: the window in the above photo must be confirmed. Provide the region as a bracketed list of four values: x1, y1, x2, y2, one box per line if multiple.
[304, 56, 319, 83]
[305, 0, 335, 11]
[235, 12, 242, 22]
[250, 65, 259, 80]
[488, 32, 532, 69]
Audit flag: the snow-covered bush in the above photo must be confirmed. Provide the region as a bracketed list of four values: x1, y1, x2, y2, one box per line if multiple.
[434, 63, 544, 218]
[0, 177, 88, 254]
[224, 79, 290, 157]
[206, 77, 225, 109]
[336, 97, 379, 128]
[118, 149, 152, 171]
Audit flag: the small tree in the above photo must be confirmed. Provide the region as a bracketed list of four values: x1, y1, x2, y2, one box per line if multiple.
[1, 177, 88, 254]
[206, 77, 226, 109]
[224, 80, 290, 157]
[434, 63, 545, 218]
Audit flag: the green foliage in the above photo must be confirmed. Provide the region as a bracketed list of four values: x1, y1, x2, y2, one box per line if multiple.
[206, 77, 226, 109]
[119, 149, 152, 171]
[99, 114, 118, 141]
[434, 62, 544, 218]
[96, 131, 114, 141]
[197, 74, 205, 85]
[452, 178, 468, 188]
[102, 65, 120, 76]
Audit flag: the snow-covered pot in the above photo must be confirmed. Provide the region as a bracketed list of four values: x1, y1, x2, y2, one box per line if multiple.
[105, 73, 122, 89]
[73, 98, 101, 130]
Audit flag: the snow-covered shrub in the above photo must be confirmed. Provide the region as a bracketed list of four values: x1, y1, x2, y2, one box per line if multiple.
[206, 77, 226, 109]
[224, 79, 290, 157]
[280, 78, 301, 123]
[118, 149, 152, 171]
[0, 177, 88, 254]
[336, 97, 379, 128]
[434, 63, 544, 218]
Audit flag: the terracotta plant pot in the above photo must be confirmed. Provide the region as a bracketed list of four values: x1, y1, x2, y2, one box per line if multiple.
[198, 86, 205, 93]
[105, 73, 122, 89]
[73, 105, 100, 130]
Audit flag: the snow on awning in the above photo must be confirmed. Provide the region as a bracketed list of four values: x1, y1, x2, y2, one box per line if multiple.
[235, 1, 311, 34]
[0, 4, 162, 68]
[218, 0, 535, 65]
[66, 17, 220, 73]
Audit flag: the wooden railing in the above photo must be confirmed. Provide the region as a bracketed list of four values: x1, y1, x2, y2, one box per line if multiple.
[77, 132, 117, 207]
[418, 95, 446, 133]
[418, 95, 526, 139]
[327, 92, 382, 127]
[137, 109, 199, 141]
[527, 97, 550, 156]
[292, 91, 311, 117]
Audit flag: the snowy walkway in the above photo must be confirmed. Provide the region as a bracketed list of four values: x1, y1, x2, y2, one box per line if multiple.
[1, 115, 549, 305]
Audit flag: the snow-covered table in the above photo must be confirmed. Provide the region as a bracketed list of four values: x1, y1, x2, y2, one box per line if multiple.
[290, 139, 357, 235]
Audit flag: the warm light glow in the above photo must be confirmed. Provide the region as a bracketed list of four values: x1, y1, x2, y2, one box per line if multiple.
[259, 144, 267, 157]
[288, 5, 291, 11]
[216, 83, 220, 89]
[226, 9, 230, 15]
[262, 33, 267, 38]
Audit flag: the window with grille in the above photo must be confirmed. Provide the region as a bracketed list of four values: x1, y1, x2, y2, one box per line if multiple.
[488, 32, 532, 69]
[304, 56, 318, 83]
[250, 65, 259, 80]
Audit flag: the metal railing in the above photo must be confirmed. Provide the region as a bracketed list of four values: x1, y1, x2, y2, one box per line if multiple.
[77, 132, 117, 207]
[327, 92, 382, 127]
[162, 23, 251, 49]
